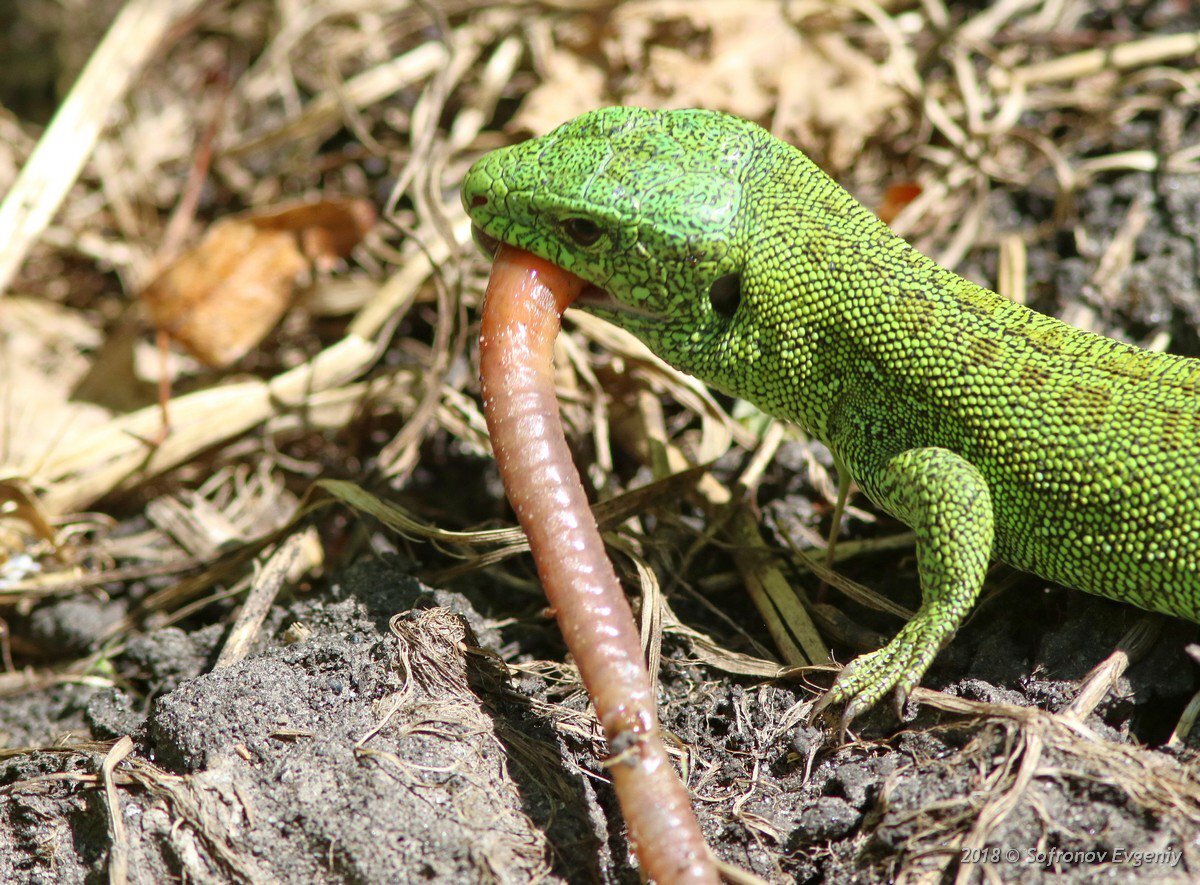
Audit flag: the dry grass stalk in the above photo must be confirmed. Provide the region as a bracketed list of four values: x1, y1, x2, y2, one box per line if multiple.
[0, 0, 205, 295]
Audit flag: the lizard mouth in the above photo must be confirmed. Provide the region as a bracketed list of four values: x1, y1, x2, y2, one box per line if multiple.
[469, 223, 503, 259]
[470, 223, 630, 315]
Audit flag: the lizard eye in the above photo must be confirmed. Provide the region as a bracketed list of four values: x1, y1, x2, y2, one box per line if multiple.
[563, 217, 604, 246]
[708, 272, 742, 319]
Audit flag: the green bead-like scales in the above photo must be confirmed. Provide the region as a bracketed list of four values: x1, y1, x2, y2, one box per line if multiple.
[463, 107, 1200, 713]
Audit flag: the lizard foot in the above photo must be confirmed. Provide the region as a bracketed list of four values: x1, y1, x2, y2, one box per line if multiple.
[812, 615, 949, 729]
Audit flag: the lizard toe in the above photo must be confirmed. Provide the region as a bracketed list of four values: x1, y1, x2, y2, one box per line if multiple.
[815, 617, 948, 725]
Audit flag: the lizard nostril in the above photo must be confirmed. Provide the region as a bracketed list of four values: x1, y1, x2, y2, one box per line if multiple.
[471, 195, 488, 208]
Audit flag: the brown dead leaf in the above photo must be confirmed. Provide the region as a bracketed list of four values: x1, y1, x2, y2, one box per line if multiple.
[511, 27, 607, 136]
[610, 1, 794, 121]
[246, 197, 376, 271]
[508, 2, 903, 171]
[877, 182, 922, 225]
[599, 0, 902, 169]
[141, 219, 308, 368]
[140, 198, 375, 368]
[772, 29, 905, 170]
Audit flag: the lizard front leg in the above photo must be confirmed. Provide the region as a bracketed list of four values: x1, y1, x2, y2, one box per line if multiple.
[816, 446, 994, 723]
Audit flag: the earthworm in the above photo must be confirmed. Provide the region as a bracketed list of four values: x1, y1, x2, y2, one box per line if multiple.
[478, 244, 716, 883]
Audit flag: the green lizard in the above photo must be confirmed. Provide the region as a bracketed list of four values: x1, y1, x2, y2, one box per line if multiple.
[461, 107, 1200, 720]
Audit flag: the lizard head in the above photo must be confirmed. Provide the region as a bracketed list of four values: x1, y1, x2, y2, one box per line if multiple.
[462, 107, 776, 380]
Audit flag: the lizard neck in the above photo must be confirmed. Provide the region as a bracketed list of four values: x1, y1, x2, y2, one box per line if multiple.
[705, 178, 1016, 455]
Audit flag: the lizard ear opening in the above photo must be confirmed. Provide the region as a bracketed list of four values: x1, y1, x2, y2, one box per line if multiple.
[708, 272, 742, 319]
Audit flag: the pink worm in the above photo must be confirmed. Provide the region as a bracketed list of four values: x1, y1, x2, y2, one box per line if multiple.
[479, 244, 716, 883]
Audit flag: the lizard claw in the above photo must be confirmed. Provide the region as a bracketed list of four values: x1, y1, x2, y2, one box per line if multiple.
[810, 657, 857, 719]
[809, 616, 948, 734]
[807, 658, 877, 741]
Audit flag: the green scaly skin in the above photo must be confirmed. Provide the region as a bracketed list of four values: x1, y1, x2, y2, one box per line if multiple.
[462, 107, 1200, 719]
